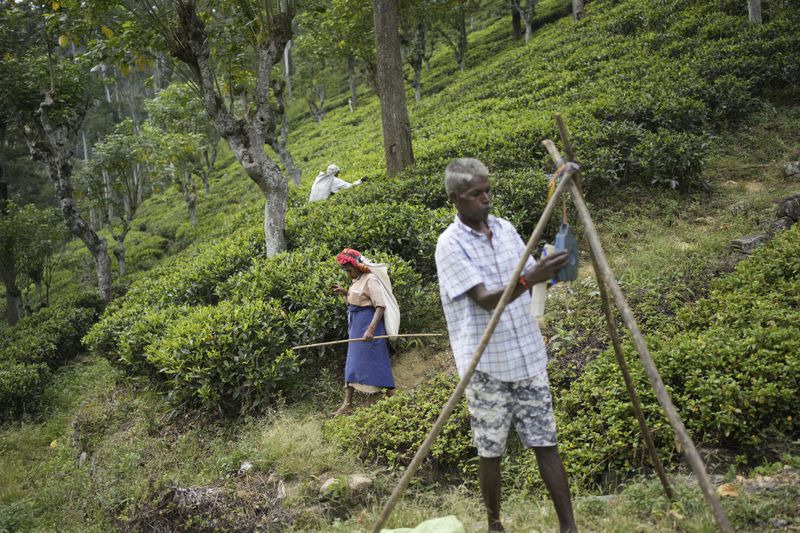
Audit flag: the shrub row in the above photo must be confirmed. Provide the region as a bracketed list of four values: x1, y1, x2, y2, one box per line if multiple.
[84, 226, 264, 356]
[286, 202, 452, 276]
[1, 293, 104, 421]
[85, 244, 440, 416]
[325, 373, 474, 476]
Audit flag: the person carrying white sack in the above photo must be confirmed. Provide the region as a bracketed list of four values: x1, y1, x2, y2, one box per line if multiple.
[330, 248, 400, 416]
[308, 164, 367, 202]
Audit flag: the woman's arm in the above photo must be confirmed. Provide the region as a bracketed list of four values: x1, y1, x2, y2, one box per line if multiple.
[364, 306, 385, 340]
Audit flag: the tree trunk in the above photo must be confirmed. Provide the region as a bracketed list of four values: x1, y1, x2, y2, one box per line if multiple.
[456, 11, 467, 72]
[572, 0, 584, 21]
[307, 84, 327, 123]
[263, 181, 287, 257]
[113, 236, 126, 276]
[167, 1, 292, 256]
[181, 173, 198, 227]
[511, 1, 523, 39]
[748, 0, 762, 23]
[283, 39, 293, 98]
[271, 78, 301, 186]
[201, 147, 213, 193]
[410, 23, 425, 102]
[102, 169, 114, 221]
[513, 0, 537, 44]
[0, 180, 23, 324]
[372, 0, 414, 177]
[348, 55, 358, 109]
[26, 94, 112, 303]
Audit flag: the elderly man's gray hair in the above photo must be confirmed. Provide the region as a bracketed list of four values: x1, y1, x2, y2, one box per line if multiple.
[444, 158, 489, 195]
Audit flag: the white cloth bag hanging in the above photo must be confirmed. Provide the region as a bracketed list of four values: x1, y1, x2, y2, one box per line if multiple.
[362, 259, 401, 338]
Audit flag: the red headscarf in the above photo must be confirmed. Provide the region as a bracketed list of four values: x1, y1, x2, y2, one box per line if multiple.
[336, 248, 370, 273]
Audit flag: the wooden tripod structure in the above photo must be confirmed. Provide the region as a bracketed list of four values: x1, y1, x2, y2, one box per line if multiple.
[370, 115, 733, 533]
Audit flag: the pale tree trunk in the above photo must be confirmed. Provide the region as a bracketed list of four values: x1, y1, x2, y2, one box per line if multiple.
[180, 171, 198, 226]
[572, 0, 584, 20]
[372, 0, 414, 177]
[307, 84, 327, 123]
[201, 146, 215, 193]
[167, 1, 292, 256]
[283, 40, 293, 98]
[748, 0, 762, 23]
[102, 169, 114, 221]
[81, 129, 99, 230]
[263, 181, 288, 257]
[25, 94, 112, 303]
[1, 267, 23, 325]
[513, 0, 537, 43]
[348, 55, 358, 109]
[113, 235, 126, 276]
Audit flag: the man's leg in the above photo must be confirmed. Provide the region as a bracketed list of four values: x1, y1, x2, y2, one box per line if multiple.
[533, 446, 577, 533]
[479, 456, 504, 532]
[466, 372, 513, 532]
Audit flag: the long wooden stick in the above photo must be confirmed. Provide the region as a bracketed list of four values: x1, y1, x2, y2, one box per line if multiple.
[550, 116, 732, 532]
[291, 333, 443, 350]
[369, 168, 578, 533]
[544, 134, 674, 500]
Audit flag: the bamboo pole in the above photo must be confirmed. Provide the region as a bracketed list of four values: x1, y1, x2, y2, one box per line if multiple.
[369, 168, 578, 533]
[549, 115, 732, 532]
[291, 333, 443, 350]
[542, 139, 674, 500]
[569, 181, 732, 533]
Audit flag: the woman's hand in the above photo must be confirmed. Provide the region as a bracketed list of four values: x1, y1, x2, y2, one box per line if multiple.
[364, 325, 376, 341]
[330, 283, 347, 296]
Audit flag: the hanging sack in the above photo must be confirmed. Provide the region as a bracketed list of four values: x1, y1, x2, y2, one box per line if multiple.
[362, 259, 401, 338]
[554, 223, 579, 282]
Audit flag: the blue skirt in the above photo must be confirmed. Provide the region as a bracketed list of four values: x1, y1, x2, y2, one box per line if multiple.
[345, 304, 395, 389]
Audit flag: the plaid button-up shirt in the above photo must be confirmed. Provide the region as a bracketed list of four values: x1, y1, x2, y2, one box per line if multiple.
[435, 214, 548, 382]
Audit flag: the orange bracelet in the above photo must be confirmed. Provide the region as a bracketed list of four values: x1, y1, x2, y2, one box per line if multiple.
[519, 275, 530, 289]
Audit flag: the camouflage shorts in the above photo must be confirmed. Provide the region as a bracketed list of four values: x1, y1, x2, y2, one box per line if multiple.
[465, 370, 557, 457]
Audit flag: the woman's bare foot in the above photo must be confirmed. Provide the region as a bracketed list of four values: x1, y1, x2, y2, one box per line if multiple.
[332, 403, 353, 416]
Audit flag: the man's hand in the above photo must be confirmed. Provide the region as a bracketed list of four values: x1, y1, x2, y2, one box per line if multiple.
[523, 250, 569, 286]
[364, 325, 376, 341]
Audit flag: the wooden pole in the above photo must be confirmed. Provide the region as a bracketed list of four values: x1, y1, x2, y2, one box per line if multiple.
[553, 114, 730, 530]
[291, 333, 443, 350]
[543, 139, 674, 500]
[569, 180, 732, 532]
[369, 168, 577, 533]
[549, 115, 732, 532]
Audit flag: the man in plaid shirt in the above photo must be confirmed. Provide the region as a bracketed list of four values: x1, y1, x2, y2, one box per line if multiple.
[435, 158, 577, 533]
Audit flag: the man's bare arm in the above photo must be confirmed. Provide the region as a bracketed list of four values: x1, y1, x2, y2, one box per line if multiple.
[466, 251, 569, 311]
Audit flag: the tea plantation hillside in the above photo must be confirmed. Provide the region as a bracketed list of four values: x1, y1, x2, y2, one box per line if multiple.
[1, 0, 799, 530]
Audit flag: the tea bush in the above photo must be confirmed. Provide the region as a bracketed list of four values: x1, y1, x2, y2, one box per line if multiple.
[325, 373, 474, 476]
[0, 293, 104, 420]
[217, 247, 439, 353]
[85, 236, 440, 414]
[84, 226, 264, 357]
[548, 224, 800, 490]
[285, 202, 452, 276]
[145, 299, 302, 416]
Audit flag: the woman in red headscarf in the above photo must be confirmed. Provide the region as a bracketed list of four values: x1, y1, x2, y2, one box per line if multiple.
[330, 248, 396, 415]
